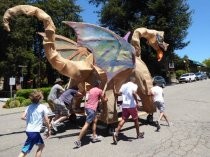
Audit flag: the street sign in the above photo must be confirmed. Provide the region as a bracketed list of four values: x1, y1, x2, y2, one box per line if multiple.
[9, 77, 16, 86]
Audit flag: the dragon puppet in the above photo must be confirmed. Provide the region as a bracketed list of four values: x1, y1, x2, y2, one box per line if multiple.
[3, 5, 168, 124]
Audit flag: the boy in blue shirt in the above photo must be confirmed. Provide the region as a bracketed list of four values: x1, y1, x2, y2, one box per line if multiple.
[18, 90, 50, 157]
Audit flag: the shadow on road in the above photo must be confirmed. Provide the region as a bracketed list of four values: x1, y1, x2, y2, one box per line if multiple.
[0, 130, 25, 137]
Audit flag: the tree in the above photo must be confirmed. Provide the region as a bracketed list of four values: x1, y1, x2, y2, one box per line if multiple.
[203, 58, 210, 68]
[30, 0, 83, 85]
[203, 58, 210, 73]
[0, 0, 83, 90]
[0, 0, 37, 90]
[89, 0, 192, 77]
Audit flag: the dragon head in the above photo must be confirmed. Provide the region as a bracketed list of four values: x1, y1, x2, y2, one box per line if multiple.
[150, 31, 169, 61]
[131, 28, 169, 61]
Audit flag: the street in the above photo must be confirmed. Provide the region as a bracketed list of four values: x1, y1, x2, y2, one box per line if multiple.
[0, 79, 210, 157]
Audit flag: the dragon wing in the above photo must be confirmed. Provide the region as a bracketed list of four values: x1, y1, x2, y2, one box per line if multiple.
[63, 22, 135, 81]
[38, 32, 80, 61]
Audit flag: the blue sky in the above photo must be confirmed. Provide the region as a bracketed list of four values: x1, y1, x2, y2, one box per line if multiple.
[76, 0, 210, 63]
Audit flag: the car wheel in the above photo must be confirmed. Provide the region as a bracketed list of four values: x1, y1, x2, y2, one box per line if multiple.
[161, 83, 165, 88]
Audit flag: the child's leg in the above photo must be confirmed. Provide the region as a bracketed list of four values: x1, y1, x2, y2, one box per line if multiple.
[54, 116, 68, 124]
[92, 116, 98, 138]
[158, 112, 164, 122]
[78, 122, 90, 141]
[163, 113, 170, 126]
[35, 144, 45, 157]
[115, 119, 125, 134]
[134, 118, 140, 136]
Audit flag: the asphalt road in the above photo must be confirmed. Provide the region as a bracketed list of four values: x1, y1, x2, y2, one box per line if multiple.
[0, 79, 210, 157]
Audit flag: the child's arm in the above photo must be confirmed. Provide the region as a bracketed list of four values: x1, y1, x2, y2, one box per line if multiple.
[132, 91, 139, 105]
[76, 91, 83, 97]
[43, 115, 51, 138]
[100, 93, 108, 102]
[21, 111, 27, 120]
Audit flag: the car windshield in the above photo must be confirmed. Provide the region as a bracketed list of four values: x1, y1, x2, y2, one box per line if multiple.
[182, 74, 189, 77]
[195, 72, 201, 75]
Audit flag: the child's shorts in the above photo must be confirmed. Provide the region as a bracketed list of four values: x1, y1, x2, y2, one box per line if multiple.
[21, 132, 44, 154]
[54, 99, 70, 117]
[85, 108, 96, 123]
[154, 101, 165, 112]
[122, 108, 138, 120]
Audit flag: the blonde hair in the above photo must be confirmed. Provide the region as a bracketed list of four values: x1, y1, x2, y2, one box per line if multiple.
[29, 90, 43, 104]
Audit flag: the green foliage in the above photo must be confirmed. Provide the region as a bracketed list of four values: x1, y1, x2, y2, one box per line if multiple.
[16, 87, 51, 100]
[15, 96, 26, 103]
[39, 87, 51, 100]
[21, 99, 32, 107]
[4, 99, 21, 108]
[0, 0, 83, 90]
[203, 58, 210, 68]
[16, 89, 34, 99]
[175, 70, 185, 79]
[3, 87, 50, 108]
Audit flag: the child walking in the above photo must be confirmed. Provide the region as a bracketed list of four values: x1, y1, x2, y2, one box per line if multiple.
[150, 81, 170, 131]
[18, 90, 50, 157]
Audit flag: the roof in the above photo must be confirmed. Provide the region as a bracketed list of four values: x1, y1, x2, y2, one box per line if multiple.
[189, 59, 206, 67]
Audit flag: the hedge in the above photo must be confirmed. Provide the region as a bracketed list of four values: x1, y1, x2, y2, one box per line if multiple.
[3, 87, 51, 109]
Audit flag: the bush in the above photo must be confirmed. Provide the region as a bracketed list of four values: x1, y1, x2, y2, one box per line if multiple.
[3, 99, 21, 108]
[15, 96, 26, 103]
[16, 87, 51, 101]
[4, 87, 51, 108]
[40, 87, 51, 100]
[21, 99, 32, 107]
[16, 89, 34, 99]
[175, 70, 186, 79]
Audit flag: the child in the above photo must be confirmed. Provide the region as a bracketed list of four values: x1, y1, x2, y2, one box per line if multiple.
[74, 80, 108, 148]
[150, 81, 170, 131]
[51, 86, 83, 132]
[18, 90, 50, 157]
[112, 77, 144, 144]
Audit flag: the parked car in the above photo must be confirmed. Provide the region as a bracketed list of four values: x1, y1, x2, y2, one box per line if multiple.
[207, 72, 210, 78]
[195, 72, 203, 80]
[202, 72, 208, 80]
[195, 72, 208, 80]
[153, 76, 166, 88]
[179, 73, 196, 83]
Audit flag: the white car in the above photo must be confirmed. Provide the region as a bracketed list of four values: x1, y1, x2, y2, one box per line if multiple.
[179, 73, 196, 83]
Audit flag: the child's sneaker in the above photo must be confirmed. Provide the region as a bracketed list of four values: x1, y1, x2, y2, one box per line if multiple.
[156, 121, 161, 132]
[74, 140, 81, 148]
[137, 132, 144, 139]
[112, 132, 118, 144]
[168, 122, 173, 127]
[92, 135, 102, 143]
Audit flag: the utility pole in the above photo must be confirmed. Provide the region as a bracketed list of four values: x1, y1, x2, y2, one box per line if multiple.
[18, 65, 27, 88]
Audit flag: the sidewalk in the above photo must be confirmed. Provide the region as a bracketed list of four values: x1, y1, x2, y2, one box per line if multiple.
[0, 100, 26, 116]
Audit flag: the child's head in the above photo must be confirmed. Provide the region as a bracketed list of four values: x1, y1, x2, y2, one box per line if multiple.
[153, 81, 158, 86]
[29, 90, 44, 104]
